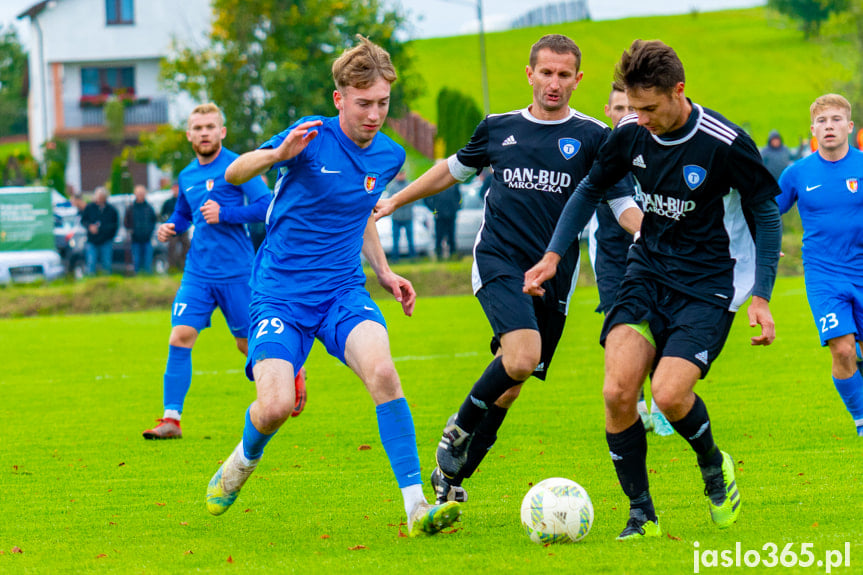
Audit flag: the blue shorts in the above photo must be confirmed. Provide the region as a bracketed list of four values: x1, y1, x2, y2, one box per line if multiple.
[805, 275, 863, 346]
[245, 288, 387, 381]
[171, 280, 252, 338]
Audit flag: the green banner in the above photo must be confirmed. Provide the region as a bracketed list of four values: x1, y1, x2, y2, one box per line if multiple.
[0, 187, 55, 252]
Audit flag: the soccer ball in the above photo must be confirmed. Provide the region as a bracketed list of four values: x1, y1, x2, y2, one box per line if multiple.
[520, 477, 594, 544]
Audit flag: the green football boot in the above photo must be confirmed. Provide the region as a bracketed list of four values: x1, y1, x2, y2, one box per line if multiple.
[704, 450, 740, 528]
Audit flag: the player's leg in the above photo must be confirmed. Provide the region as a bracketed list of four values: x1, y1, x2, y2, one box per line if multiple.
[827, 334, 863, 435]
[654, 300, 738, 528]
[338, 311, 461, 536]
[143, 282, 215, 439]
[219, 283, 308, 419]
[207, 358, 296, 516]
[207, 298, 313, 515]
[435, 277, 539, 486]
[603, 322, 660, 540]
[807, 278, 863, 434]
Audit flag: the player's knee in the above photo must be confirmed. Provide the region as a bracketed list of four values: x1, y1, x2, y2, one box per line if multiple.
[830, 340, 857, 367]
[365, 361, 402, 398]
[650, 385, 684, 417]
[602, 379, 638, 409]
[503, 352, 540, 381]
[255, 397, 293, 428]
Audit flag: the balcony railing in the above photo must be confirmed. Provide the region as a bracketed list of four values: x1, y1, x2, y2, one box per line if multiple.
[62, 97, 169, 129]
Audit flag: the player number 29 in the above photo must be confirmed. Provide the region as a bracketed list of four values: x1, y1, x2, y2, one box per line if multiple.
[818, 313, 838, 333]
[256, 317, 285, 338]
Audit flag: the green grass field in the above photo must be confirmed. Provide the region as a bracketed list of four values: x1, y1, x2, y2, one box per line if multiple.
[2, 276, 861, 574]
[408, 7, 844, 147]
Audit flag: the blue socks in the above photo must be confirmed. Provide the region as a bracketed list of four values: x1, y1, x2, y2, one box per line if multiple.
[163, 345, 192, 413]
[242, 407, 276, 460]
[833, 371, 863, 426]
[376, 398, 422, 488]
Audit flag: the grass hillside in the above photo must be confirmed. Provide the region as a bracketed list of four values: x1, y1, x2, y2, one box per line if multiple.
[407, 7, 842, 147]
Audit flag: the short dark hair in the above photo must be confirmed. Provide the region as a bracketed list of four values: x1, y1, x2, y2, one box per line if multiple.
[529, 34, 581, 71]
[614, 39, 685, 93]
[332, 35, 397, 91]
[608, 81, 625, 105]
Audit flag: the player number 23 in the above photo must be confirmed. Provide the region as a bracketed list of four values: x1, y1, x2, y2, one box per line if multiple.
[819, 313, 838, 333]
[256, 317, 285, 338]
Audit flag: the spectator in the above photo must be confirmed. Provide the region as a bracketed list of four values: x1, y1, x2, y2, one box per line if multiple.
[125, 184, 158, 274]
[387, 170, 414, 261]
[425, 180, 461, 259]
[80, 186, 119, 275]
[160, 183, 190, 271]
[760, 130, 793, 181]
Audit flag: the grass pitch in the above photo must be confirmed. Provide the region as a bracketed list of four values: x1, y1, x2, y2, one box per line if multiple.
[2, 276, 861, 574]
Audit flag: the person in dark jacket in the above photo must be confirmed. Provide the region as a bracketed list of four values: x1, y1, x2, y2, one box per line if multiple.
[426, 180, 461, 259]
[81, 186, 119, 275]
[125, 185, 158, 274]
[760, 130, 793, 182]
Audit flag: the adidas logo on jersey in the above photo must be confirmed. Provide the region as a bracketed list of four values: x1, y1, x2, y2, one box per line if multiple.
[502, 135, 517, 146]
[695, 350, 709, 365]
[632, 154, 646, 168]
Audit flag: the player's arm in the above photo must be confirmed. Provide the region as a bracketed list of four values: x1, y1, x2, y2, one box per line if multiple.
[216, 178, 272, 224]
[775, 165, 798, 215]
[377, 120, 490, 220]
[225, 120, 323, 185]
[159, 186, 193, 241]
[730, 136, 783, 346]
[375, 161, 458, 219]
[361, 213, 416, 317]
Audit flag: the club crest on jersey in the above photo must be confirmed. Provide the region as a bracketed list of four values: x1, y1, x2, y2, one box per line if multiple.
[683, 165, 707, 190]
[558, 138, 581, 160]
[847, 178, 859, 193]
[206, 179, 215, 192]
[364, 173, 379, 193]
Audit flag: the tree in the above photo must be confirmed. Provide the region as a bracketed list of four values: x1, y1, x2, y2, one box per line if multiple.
[768, 0, 848, 38]
[134, 125, 193, 182]
[0, 26, 28, 138]
[436, 88, 483, 157]
[160, 0, 419, 154]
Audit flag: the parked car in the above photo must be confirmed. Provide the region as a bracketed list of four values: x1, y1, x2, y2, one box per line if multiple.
[108, 193, 169, 275]
[454, 179, 485, 254]
[54, 211, 88, 279]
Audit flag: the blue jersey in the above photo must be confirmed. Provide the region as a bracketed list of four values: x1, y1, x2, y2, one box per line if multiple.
[777, 148, 863, 280]
[250, 115, 405, 301]
[171, 147, 271, 283]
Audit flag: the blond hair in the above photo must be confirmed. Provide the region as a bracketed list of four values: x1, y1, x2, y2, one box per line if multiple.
[188, 103, 225, 127]
[332, 35, 396, 91]
[810, 94, 851, 122]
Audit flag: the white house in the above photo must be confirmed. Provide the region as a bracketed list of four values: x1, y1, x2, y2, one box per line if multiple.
[18, 0, 211, 192]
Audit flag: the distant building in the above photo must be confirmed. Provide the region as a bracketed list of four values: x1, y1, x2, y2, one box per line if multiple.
[17, 0, 211, 192]
[510, 1, 590, 30]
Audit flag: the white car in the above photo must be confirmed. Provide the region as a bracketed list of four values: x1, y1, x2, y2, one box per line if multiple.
[0, 250, 65, 285]
[454, 179, 485, 254]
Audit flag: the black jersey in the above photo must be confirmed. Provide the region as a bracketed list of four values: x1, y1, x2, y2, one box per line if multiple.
[587, 174, 639, 313]
[451, 107, 632, 308]
[585, 103, 780, 311]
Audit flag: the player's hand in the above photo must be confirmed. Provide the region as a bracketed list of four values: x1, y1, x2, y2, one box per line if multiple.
[274, 120, 323, 163]
[747, 295, 775, 346]
[523, 252, 562, 297]
[200, 199, 221, 224]
[374, 197, 395, 221]
[379, 271, 416, 317]
[157, 223, 176, 242]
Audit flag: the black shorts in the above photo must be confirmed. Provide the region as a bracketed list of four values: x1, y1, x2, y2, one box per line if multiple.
[476, 275, 567, 381]
[600, 276, 735, 378]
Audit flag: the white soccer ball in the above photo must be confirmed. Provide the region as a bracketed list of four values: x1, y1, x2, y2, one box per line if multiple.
[520, 477, 594, 544]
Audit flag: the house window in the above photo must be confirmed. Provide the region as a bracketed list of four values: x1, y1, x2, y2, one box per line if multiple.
[81, 67, 136, 104]
[106, 0, 134, 25]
